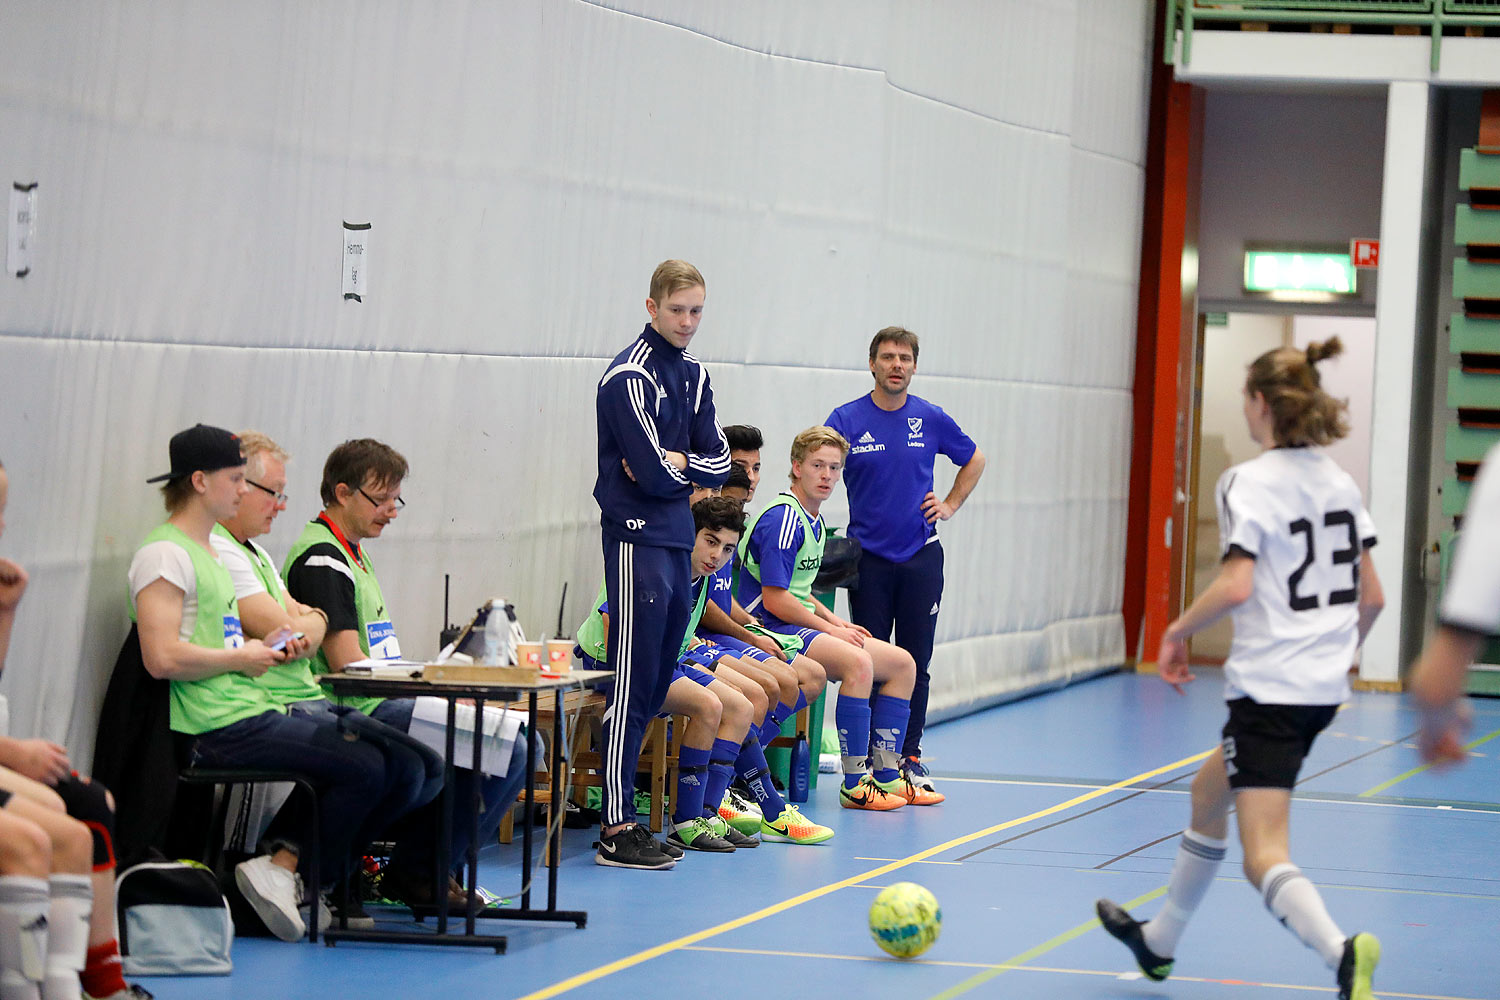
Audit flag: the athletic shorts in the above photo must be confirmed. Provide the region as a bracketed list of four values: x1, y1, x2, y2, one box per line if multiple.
[671, 659, 717, 687]
[696, 632, 773, 663]
[1221, 698, 1338, 790]
[745, 614, 821, 657]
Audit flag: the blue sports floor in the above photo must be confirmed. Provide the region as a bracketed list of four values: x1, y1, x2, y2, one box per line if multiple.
[134, 670, 1500, 999]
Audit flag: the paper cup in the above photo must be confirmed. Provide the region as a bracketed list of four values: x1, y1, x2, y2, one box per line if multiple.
[545, 639, 574, 673]
[515, 641, 544, 669]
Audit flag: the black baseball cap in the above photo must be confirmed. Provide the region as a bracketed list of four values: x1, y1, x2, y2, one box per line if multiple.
[146, 424, 245, 484]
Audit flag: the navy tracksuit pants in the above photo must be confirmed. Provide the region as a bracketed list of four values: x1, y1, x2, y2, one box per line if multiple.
[600, 538, 691, 827]
[851, 540, 945, 758]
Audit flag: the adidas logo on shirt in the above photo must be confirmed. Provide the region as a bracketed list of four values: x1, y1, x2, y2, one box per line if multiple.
[850, 430, 886, 455]
[930, 602, 939, 615]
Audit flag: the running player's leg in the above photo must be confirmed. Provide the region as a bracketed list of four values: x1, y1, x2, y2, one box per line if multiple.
[1096, 748, 1230, 982]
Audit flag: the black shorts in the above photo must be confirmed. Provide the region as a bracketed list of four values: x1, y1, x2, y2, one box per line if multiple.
[1221, 698, 1337, 790]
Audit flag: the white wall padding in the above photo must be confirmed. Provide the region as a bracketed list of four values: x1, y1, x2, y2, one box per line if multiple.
[0, 1, 1152, 762]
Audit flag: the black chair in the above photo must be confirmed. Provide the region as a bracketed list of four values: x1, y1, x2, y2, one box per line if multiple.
[176, 768, 322, 944]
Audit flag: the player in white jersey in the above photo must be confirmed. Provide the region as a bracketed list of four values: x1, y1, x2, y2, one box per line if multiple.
[1096, 338, 1385, 1000]
[1409, 440, 1500, 765]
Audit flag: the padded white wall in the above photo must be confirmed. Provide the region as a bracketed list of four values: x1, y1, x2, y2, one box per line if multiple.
[0, 1, 1151, 759]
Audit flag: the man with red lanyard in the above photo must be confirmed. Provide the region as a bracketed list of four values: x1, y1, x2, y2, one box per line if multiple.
[282, 438, 529, 910]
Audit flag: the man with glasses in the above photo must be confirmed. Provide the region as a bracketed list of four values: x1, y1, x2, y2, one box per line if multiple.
[282, 438, 530, 911]
[211, 432, 441, 928]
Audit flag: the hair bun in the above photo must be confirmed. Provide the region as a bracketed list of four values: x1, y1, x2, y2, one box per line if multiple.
[1305, 336, 1344, 366]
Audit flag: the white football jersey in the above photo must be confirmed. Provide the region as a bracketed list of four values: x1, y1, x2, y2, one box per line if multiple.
[1440, 441, 1500, 635]
[1215, 448, 1376, 705]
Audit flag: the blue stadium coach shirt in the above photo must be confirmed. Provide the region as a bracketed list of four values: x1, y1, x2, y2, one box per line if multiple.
[595, 324, 730, 549]
[826, 394, 977, 563]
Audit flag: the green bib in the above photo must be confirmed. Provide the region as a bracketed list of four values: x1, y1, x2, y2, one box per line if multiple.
[574, 572, 709, 663]
[212, 524, 323, 706]
[575, 579, 609, 663]
[132, 523, 281, 735]
[739, 493, 824, 612]
[283, 518, 392, 715]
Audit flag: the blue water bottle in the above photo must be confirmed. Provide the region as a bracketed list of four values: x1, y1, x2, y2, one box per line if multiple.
[789, 733, 811, 803]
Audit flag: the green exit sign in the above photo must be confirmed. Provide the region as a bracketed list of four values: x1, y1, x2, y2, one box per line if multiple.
[1243, 251, 1357, 298]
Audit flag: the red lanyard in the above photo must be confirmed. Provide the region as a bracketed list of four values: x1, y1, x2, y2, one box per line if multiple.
[316, 513, 365, 572]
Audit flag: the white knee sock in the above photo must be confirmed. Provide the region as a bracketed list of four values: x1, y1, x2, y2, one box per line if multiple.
[1143, 828, 1228, 958]
[1260, 862, 1345, 968]
[40, 874, 91, 1000]
[0, 875, 49, 1000]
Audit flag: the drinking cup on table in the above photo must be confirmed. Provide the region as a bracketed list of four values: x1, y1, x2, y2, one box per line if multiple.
[544, 639, 573, 673]
[515, 641, 544, 669]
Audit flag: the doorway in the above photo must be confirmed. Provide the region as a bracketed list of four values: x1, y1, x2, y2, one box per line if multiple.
[1187, 312, 1377, 662]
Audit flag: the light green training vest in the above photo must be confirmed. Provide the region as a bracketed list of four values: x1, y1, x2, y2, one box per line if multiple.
[212, 524, 324, 706]
[738, 492, 825, 612]
[131, 523, 281, 735]
[282, 518, 392, 715]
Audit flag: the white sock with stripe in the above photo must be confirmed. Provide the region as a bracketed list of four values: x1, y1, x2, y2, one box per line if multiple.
[1142, 828, 1227, 958]
[1260, 862, 1345, 968]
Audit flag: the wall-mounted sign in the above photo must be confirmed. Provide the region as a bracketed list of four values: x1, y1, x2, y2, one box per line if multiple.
[1350, 238, 1380, 269]
[1243, 251, 1356, 298]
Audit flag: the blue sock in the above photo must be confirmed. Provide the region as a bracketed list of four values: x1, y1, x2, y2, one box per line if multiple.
[700, 738, 740, 819]
[734, 730, 785, 821]
[836, 695, 872, 790]
[673, 746, 711, 825]
[794, 689, 808, 713]
[870, 694, 910, 783]
[758, 705, 785, 748]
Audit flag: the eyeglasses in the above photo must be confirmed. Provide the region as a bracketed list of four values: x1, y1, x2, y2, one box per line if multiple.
[358, 487, 405, 510]
[246, 479, 288, 504]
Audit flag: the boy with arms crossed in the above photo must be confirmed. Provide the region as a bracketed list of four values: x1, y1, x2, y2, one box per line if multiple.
[592, 260, 730, 868]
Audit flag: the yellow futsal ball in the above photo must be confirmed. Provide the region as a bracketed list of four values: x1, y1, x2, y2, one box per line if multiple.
[868, 881, 942, 958]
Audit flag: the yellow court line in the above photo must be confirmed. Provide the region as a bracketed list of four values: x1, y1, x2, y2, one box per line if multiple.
[1359, 726, 1500, 798]
[681, 945, 1485, 1000]
[515, 748, 1215, 1000]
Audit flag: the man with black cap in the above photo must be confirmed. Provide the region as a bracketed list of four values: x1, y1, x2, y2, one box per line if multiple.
[129, 425, 387, 942]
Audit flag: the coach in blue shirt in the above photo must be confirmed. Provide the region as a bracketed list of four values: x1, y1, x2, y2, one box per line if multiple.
[826, 327, 985, 799]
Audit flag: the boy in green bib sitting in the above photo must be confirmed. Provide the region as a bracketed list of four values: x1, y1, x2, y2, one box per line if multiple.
[737, 426, 929, 811]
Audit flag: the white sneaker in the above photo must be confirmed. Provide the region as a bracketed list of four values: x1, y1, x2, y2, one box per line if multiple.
[300, 895, 333, 934]
[235, 855, 306, 942]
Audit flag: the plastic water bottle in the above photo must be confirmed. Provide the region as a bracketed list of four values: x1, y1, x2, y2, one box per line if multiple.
[789, 734, 810, 803]
[481, 605, 508, 664]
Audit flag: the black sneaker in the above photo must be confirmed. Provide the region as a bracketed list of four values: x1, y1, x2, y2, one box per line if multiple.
[654, 834, 684, 859]
[595, 824, 676, 870]
[1095, 898, 1173, 981]
[714, 818, 759, 850]
[1336, 932, 1380, 1000]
